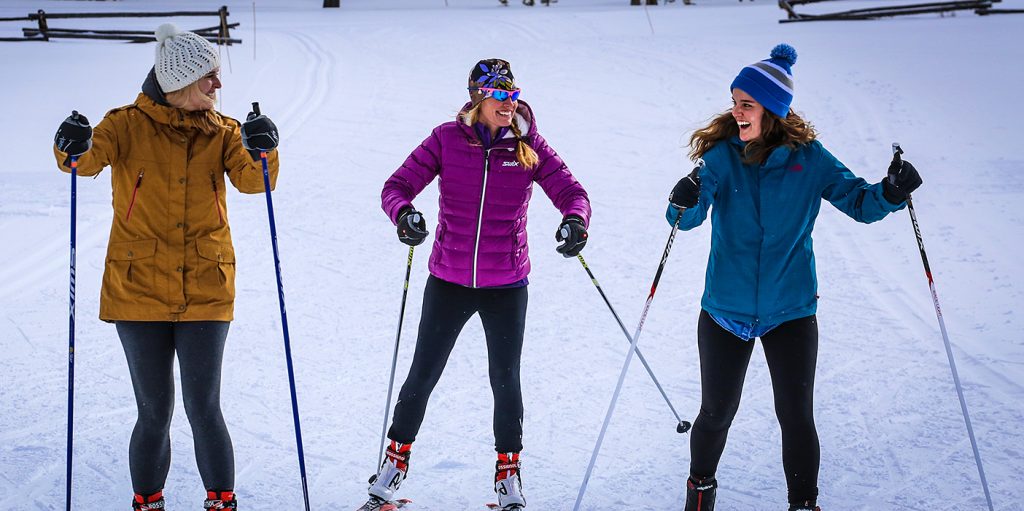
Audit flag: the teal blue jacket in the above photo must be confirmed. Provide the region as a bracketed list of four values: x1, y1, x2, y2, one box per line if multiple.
[667, 137, 904, 325]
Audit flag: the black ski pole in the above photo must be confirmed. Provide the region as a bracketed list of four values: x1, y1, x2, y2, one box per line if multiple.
[377, 245, 415, 470]
[575, 254, 691, 434]
[252, 102, 310, 511]
[573, 208, 686, 511]
[891, 143, 994, 511]
[66, 147, 79, 511]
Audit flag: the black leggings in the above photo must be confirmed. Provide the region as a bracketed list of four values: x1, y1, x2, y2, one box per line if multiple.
[116, 321, 234, 494]
[388, 275, 528, 453]
[689, 310, 820, 505]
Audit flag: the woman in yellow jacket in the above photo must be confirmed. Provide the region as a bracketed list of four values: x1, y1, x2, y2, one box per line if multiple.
[52, 24, 280, 511]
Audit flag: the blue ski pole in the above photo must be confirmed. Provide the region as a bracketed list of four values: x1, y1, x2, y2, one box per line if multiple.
[66, 150, 78, 511]
[252, 102, 310, 511]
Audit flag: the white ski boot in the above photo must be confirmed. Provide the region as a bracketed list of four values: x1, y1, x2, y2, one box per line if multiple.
[493, 452, 526, 510]
[360, 441, 411, 510]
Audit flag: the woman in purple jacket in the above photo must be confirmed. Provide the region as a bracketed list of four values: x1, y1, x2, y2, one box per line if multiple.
[360, 59, 591, 511]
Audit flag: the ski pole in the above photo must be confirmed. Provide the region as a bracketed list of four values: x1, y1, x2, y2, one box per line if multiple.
[253, 102, 310, 511]
[575, 254, 691, 434]
[573, 208, 686, 511]
[377, 246, 415, 470]
[891, 143, 994, 511]
[66, 149, 78, 511]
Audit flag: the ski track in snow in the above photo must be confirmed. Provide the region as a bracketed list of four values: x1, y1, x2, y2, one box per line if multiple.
[2, 1, 1023, 510]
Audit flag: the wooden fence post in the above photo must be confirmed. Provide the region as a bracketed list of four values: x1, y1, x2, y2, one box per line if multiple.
[218, 6, 230, 45]
[37, 9, 49, 41]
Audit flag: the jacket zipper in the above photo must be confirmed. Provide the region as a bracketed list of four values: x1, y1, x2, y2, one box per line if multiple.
[472, 148, 493, 288]
[210, 171, 224, 225]
[125, 170, 144, 221]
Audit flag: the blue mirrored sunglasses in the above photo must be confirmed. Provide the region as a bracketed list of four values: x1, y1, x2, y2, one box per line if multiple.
[471, 87, 521, 102]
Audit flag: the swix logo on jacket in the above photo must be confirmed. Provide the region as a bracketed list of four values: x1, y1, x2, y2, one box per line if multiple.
[502, 160, 520, 167]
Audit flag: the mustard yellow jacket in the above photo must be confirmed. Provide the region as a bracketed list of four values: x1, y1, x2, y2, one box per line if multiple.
[54, 93, 280, 322]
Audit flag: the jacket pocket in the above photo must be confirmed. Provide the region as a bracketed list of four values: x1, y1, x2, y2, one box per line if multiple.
[196, 239, 236, 302]
[428, 222, 444, 268]
[106, 238, 158, 293]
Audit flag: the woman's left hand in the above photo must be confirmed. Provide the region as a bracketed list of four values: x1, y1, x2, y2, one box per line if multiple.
[555, 216, 588, 257]
[882, 159, 923, 204]
[242, 111, 280, 152]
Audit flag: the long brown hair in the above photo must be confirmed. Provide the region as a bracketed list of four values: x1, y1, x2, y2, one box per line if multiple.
[462, 103, 539, 169]
[689, 109, 817, 165]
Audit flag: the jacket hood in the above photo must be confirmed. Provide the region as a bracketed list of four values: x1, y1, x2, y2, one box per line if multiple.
[727, 135, 796, 170]
[132, 91, 226, 136]
[141, 67, 171, 106]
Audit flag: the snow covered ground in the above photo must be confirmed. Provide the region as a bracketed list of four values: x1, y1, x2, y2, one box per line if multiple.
[2, 0, 1022, 509]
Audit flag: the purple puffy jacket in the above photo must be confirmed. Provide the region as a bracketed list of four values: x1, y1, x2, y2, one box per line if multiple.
[382, 100, 591, 288]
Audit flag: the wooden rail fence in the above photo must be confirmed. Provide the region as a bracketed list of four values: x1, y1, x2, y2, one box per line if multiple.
[0, 6, 240, 44]
[777, 0, 1020, 21]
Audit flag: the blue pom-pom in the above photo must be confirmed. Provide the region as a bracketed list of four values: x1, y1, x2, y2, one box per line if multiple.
[769, 43, 797, 66]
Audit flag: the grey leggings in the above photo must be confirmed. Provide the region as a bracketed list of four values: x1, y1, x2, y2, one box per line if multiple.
[116, 321, 234, 494]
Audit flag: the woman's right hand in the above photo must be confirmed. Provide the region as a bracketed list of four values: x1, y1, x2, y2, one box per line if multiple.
[397, 207, 429, 246]
[54, 111, 93, 156]
[669, 166, 701, 209]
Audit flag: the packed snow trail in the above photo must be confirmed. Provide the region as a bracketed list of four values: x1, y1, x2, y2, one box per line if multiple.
[1, 1, 1021, 510]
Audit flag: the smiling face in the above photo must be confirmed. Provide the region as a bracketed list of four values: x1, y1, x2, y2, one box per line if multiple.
[731, 88, 765, 142]
[477, 95, 516, 135]
[169, 68, 221, 111]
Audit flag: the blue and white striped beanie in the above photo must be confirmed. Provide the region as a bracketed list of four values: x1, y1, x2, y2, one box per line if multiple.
[730, 43, 797, 118]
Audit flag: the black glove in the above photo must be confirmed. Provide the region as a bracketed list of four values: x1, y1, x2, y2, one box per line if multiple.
[882, 159, 923, 204]
[669, 166, 701, 209]
[241, 111, 280, 154]
[396, 207, 429, 246]
[54, 111, 93, 156]
[555, 215, 587, 257]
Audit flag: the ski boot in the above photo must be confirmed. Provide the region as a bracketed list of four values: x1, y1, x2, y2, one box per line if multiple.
[204, 490, 237, 509]
[359, 441, 411, 510]
[132, 490, 165, 510]
[356, 496, 409, 511]
[493, 451, 526, 510]
[685, 475, 717, 511]
[789, 501, 821, 511]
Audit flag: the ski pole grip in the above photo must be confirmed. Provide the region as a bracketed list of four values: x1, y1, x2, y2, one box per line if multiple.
[890, 142, 903, 185]
[251, 102, 261, 116]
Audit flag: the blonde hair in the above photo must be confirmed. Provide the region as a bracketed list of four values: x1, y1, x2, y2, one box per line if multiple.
[166, 80, 215, 111]
[689, 109, 817, 165]
[462, 103, 539, 169]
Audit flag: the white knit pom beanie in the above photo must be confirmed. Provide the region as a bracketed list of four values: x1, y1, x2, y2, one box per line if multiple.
[154, 23, 220, 93]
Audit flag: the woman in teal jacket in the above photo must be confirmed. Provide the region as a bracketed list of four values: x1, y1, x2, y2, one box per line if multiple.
[667, 44, 922, 511]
